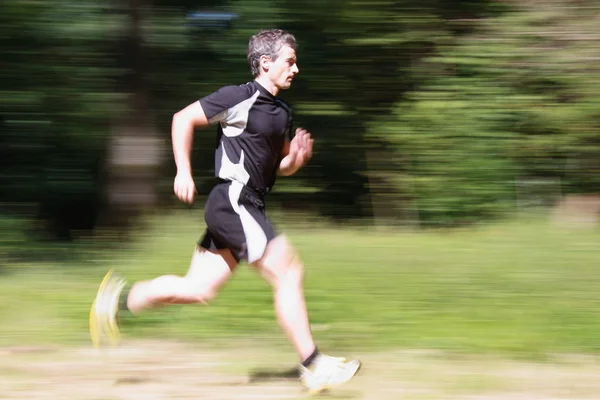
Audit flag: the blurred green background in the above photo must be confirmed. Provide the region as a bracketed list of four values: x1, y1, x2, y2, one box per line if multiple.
[1, 0, 599, 359]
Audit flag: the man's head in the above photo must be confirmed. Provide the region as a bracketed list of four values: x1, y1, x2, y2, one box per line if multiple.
[248, 29, 299, 91]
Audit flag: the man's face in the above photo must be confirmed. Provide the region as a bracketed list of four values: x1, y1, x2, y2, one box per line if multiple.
[265, 45, 299, 90]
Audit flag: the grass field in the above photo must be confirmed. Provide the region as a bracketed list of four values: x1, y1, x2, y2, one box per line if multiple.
[2, 210, 600, 399]
[1, 210, 599, 359]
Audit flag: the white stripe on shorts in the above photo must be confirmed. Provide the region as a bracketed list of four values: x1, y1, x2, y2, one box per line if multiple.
[227, 181, 267, 263]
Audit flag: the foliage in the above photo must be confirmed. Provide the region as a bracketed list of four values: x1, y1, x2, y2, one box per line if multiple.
[368, 1, 600, 225]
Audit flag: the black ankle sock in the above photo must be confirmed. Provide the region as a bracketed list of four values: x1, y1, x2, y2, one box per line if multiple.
[118, 284, 131, 313]
[301, 347, 320, 367]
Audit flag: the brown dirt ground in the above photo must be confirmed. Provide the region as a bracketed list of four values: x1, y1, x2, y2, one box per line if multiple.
[1, 340, 600, 400]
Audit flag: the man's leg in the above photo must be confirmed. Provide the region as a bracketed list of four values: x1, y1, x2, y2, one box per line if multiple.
[252, 234, 361, 394]
[253, 235, 315, 361]
[125, 246, 237, 313]
[90, 246, 236, 347]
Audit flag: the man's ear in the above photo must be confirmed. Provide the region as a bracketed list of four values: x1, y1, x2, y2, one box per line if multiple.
[259, 55, 271, 72]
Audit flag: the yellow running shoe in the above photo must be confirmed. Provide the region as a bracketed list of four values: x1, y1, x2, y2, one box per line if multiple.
[89, 269, 127, 348]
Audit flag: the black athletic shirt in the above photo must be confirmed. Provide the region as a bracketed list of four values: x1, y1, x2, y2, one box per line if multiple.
[199, 80, 293, 197]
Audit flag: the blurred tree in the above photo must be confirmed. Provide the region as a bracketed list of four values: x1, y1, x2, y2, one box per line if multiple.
[369, 0, 600, 226]
[1, 0, 122, 239]
[1, 0, 236, 238]
[2, 0, 598, 239]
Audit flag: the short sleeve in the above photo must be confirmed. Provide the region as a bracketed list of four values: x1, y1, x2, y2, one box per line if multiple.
[199, 85, 252, 124]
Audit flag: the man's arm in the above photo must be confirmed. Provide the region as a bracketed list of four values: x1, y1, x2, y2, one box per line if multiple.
[278, 127, 314, 176]
[172, 101, 209, 176]
[172, 101, 210, 204]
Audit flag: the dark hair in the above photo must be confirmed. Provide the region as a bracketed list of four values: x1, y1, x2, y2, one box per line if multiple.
[247, 29, 297, 77]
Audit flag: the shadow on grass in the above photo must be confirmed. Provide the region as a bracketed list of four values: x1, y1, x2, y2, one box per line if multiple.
[248, 366, 300, 382]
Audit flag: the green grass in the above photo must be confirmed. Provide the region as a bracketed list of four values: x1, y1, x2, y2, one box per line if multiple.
[1, 210, 599, 360]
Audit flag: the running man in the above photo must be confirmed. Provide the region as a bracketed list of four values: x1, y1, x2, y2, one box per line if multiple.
[89, 29, 361, 394]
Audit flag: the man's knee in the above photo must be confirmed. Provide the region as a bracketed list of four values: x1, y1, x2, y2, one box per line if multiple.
[262, 234, 296, 265]
[182, 247, 235, 303]
[256, 234, 305, 286]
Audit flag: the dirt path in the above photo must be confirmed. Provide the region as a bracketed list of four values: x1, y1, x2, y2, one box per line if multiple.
[1, 340, 600, 399]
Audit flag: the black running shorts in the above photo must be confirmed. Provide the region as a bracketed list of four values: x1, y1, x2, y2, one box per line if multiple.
[198, 181, 277, 263]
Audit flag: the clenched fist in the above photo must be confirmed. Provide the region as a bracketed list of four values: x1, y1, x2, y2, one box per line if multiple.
[174, 172, 196, 204]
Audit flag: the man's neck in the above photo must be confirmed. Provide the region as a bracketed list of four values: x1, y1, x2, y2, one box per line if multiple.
[255, 76, 279, 96]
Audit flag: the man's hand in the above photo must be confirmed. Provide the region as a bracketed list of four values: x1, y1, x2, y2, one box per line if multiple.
[278, 127, 314, 176]
[288, 127, 314, 165]
[290, 127, 314, 165]
[174, 171, 197, 204]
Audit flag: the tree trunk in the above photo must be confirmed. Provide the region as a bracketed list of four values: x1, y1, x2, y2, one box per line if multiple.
[100, 0, 164, 230]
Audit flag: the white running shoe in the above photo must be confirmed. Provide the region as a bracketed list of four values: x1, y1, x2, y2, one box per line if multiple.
[299, 354, 361, 395]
